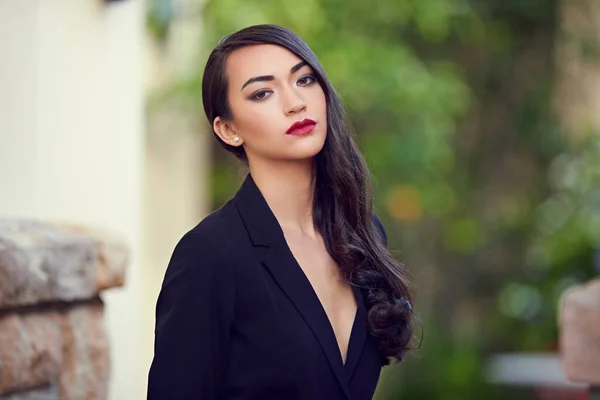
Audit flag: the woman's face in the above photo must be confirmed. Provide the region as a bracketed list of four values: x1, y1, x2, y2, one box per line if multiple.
[213, 44, 328, 163]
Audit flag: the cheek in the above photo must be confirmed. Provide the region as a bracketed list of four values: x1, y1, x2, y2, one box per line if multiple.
[233, 102, 283, 139]
[249, 110, 277, 133]
[311, 88, 327, 119]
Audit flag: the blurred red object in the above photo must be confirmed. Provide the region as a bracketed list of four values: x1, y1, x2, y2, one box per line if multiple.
[534, 386, 589, 400]
[559, 279, 600, 385]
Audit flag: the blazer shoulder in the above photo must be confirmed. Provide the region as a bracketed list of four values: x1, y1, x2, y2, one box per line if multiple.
[169, 200, 240, 265]
[188, 199, 241, 242]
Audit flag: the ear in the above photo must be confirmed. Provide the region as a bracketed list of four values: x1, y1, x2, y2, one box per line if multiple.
[213, 117, 243, 147]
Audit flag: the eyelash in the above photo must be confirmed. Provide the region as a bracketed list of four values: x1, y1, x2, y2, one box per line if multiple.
[297, 74, 316, 86]
[250, 74, 317, 101]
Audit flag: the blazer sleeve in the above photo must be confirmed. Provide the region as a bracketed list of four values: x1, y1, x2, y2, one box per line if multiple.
[148, 230, 235, 399]
[372, 213, 388, 247]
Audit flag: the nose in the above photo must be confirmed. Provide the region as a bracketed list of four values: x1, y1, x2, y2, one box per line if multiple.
[282, 87, 307, 116]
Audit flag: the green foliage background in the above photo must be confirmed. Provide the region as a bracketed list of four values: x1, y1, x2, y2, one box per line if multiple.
[148, 0, 600, 397]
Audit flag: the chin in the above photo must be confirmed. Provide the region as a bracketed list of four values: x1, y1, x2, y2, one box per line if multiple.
[289, 137, 326, 159]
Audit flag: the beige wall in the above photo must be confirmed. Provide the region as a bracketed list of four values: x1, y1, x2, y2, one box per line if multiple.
[0, 1, 145, 398]
[141, 1, 210, 395]
[1, 0, 210, 398]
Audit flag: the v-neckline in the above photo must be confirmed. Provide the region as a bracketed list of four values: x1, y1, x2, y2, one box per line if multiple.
[233, 173, 369, 398]
[280, 237, 359, 368]
[343, 304, 360, 367]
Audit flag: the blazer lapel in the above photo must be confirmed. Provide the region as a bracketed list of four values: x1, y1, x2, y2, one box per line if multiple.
[344, 286, 367, 380]
[262, 243, 353, 399]
[234, 173, 352, 400]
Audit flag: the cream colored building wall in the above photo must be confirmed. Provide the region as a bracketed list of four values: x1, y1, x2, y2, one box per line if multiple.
[0, 1, 145, 398]
[0, 1, 210, 398]
[141, 1, 210, 395]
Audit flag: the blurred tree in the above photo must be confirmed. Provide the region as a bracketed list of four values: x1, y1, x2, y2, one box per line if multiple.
[495, 0, 600, 353]
[147, 0, 600, 397]
[197, 0, 560, 398]
[198, 1, 501, 396]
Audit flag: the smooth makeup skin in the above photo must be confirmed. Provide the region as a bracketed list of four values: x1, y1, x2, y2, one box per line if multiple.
[213, 44, 328, 164]
[212, 44, 357, 364]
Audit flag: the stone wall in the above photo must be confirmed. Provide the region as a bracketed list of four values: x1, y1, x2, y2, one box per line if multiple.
[0, 221, 128, 400]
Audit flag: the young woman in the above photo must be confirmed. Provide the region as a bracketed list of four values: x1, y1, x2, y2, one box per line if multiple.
[148, 24, 415, 400]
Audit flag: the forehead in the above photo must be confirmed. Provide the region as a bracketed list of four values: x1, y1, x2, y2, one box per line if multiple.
[225, 44, 305, 86]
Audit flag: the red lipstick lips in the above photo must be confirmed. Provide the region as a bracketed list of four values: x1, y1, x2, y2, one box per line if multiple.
[286, 118, 317, 136]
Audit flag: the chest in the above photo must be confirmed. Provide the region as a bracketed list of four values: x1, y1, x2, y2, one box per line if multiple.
[221, 222, 385, 399]
[286, 238, 354, 307]
[226, 249, 383, 400]
[284, 235, 357, 355]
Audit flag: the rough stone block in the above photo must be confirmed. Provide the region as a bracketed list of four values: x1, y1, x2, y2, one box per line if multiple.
[0, 300, 109, 399]
[0, 384, 58, 400]
[60, 224, 127, 291]
[0, 311, 62, 395]
[59, 300, 109, 400]
[0, 220, 127, 309]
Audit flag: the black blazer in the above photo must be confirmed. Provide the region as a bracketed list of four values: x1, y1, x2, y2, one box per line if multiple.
[148, 174, 389, 400]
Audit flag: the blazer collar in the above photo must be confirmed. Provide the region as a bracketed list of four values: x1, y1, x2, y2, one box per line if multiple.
[233, 173, 285, 247]
[233, 173, 364, 400]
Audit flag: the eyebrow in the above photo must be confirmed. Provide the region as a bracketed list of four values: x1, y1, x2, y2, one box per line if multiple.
[240, 61, 309, 90]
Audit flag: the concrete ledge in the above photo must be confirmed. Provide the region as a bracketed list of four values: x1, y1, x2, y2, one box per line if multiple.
[0, 220, 128, 309]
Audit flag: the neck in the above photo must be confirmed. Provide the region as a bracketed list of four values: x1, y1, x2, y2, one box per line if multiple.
[249, 158, 317, 234]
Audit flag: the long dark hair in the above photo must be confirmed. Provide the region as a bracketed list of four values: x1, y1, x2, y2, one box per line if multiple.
[202, 24, 416, 362]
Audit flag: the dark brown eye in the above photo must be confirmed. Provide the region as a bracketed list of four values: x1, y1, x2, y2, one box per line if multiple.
[298, 75, 316, 86]
[251, 90, 271, 101]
